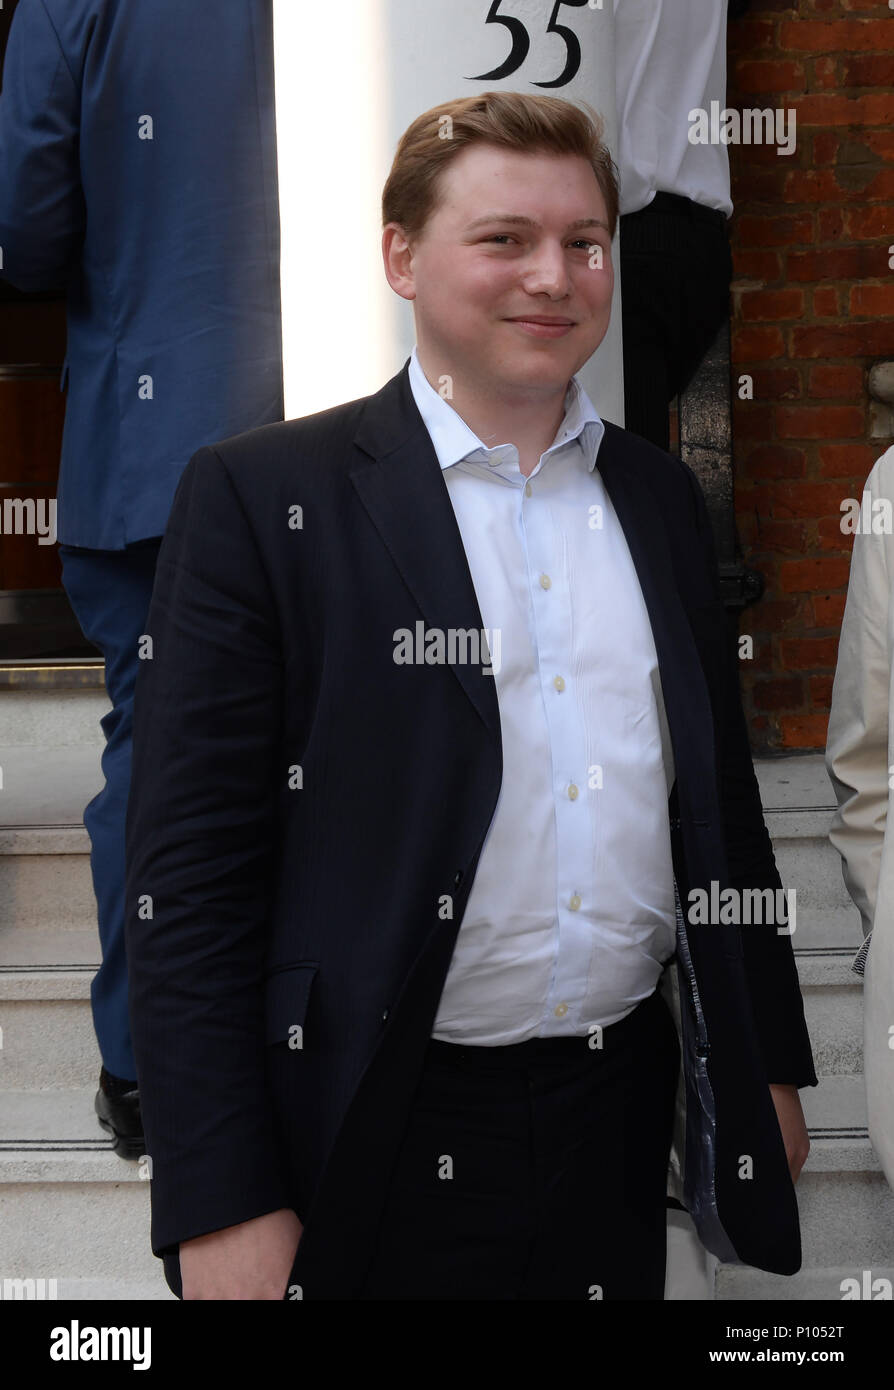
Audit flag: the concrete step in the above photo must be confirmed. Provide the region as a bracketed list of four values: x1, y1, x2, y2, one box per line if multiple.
[716, 1263, 894, 1301]
[0, 746, 103, 827]
[755, 754, 862, 911]
[756, 752, 866, 956]
[0, 829, 96, 937]
[765, 811, 864, 946]
[0, 1086, 167, 1291]
[1, 1087, 122, 1147]
[0, 690, 108, 752]
[794, 1152, 894, 1266]
[0, 1164, 165, 1288]
[0, 969, 101, 1089]
[799, 974, 864, 1077]
[0, 735, 102, 941]
[800, 1070, 867, 1133]
[0, 924, 98, 970]
[754, 752, 837, 811]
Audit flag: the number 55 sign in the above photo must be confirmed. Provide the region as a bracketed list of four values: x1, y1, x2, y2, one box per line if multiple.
[274, 0, 623, 426]
[471, 0, 605, 87]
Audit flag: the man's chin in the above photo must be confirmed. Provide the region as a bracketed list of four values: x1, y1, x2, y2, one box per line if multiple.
[490, 354, 593, 391]
[498, 330, 609, 374]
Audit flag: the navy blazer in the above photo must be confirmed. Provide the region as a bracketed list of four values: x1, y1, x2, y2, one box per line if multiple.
[125, 360, 817, 1298]
[0, 0, 282, 547]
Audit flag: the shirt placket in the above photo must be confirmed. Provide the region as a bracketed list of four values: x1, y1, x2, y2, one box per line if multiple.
[521, 442, 595, 1034]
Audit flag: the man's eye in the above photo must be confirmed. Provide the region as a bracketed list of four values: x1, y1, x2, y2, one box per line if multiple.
[484, 236, 600, 250]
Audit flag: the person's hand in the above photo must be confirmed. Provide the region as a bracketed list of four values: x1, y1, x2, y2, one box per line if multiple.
[179, 1207, 303, 1300]
[769, 1083, 810, 1183]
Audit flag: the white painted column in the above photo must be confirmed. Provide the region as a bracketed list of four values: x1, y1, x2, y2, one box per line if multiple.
[273, 0, 623, 424]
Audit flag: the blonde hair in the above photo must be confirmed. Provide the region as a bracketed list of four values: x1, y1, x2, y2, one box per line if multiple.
[382, 90, 619, 244]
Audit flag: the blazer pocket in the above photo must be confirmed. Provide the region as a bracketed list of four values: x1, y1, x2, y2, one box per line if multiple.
[265, 962, 319, 1045]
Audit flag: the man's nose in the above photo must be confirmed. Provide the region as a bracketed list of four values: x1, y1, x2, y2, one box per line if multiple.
[521, 244, 572, 297]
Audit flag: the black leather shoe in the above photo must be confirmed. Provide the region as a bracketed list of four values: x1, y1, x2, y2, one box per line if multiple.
[95, 1066, 145, 1160]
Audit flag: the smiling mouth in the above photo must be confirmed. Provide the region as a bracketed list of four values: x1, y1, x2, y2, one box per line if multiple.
[506, 317, 575, 326]
[505, 317, 576, 338]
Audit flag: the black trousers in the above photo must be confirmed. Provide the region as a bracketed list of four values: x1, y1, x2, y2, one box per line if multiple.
[620, 191, 733, 452]
[359, 988, 681, 1300]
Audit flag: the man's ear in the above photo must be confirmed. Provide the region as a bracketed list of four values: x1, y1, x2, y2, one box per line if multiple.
[382, 222, 417, 301]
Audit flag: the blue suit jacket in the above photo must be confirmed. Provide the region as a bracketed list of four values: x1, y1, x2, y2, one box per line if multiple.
[0, 0, 283, 547]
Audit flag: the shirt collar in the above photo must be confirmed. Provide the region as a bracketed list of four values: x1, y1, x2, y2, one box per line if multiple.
[408, 344, 604, 474]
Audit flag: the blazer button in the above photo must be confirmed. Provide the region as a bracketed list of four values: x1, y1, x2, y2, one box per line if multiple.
[453, 869, 463, 887]
[381, 1007, 390, 1022]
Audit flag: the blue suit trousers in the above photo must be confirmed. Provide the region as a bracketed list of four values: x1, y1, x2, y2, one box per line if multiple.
[58, 539, 162, 1080]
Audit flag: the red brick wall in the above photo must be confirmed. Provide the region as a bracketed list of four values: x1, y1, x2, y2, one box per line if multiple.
[727, 0, 894, 752]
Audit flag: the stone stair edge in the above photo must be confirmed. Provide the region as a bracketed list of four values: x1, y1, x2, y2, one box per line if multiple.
[0, 826, 89, 853]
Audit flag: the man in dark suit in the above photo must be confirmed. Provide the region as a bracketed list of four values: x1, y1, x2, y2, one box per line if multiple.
[125, 90, 815, 1301]
[0, 0, 282, 1154]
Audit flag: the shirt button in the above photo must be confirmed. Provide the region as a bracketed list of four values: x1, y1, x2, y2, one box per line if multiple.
[525, 482, 533, 497]
[554, 1002, 569, 1018]
[569, 894, 581, 911]
[553, 675, 565, 692]
[539, 573, 551, 590]
[568, 783, 579, 800]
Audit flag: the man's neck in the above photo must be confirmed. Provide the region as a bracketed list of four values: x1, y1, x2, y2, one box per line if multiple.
[416, 348, 569, 478]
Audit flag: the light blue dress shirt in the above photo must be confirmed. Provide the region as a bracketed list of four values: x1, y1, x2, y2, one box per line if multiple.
[408, 347, 677, 1044]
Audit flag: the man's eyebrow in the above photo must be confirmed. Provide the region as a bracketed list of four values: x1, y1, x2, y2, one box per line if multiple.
[464, 214, 609, 233]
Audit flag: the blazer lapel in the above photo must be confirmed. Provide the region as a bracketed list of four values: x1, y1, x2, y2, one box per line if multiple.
[594, 423, 718, 821]
[350, 362, 501, 745]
